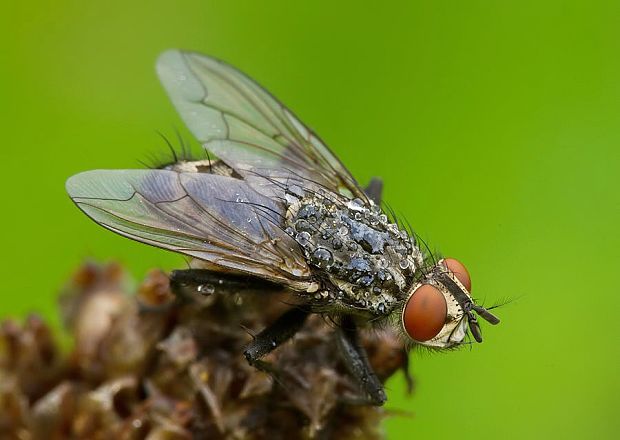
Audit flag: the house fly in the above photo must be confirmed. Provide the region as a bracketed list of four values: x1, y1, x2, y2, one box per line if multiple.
[66, 50, 500, 405]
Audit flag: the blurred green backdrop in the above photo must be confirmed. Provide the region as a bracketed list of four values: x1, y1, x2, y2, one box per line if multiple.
[2, 1, 619, 438]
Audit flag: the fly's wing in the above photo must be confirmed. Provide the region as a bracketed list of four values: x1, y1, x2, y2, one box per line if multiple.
[66, 169, 312, 288]
[156, 50, 367, 200]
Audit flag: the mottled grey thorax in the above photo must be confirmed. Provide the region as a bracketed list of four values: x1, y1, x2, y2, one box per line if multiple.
[285, 193, 424, 315]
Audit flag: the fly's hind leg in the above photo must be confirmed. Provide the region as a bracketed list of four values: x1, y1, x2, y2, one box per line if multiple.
[172, 269, 310, 380]
[365, 177, 383, 205]
[336, 316, 387, 406]
[169, 268, 279, 301]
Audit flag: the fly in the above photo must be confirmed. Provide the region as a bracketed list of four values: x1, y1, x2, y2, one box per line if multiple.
[66, 50, 500, 405]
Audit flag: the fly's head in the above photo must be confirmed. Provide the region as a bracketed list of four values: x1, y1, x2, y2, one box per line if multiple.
[396, 258, 500, 349]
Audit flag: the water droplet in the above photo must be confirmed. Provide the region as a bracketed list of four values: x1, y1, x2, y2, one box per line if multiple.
[296, 231, 311, 246]
[348, 198, 364, 211]
[332, 237, 343, 250]
[354, 212, 362, 220]
[297, 204, 317, 219]
[295, 219, 312, 232]
[379, 214, 388, 223]
[197, 284, 215, 295]
[399, 259, 410, 270]
[357, 275, 374, 287]
[312, 247, 333, 268]
[338, 226, 348, 236]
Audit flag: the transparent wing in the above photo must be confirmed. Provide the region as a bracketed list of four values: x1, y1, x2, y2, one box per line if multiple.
[156, 49, 366, 200]
[66, 169, 312, 287]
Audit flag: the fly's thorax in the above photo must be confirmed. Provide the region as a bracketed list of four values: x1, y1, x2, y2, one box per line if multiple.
[285, 194, 424, 315]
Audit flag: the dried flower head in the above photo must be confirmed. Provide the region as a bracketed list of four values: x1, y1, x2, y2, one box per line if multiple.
[0, 262, 412, 439]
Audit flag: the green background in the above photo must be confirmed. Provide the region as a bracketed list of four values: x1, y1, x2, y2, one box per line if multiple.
[2, 1, 619, 438]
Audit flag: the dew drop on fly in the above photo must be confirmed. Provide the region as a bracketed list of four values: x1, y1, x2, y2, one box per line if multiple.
[197, 284, 215, 295]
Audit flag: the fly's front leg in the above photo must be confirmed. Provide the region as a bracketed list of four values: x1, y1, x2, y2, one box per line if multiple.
[401, 347, 414, 394]
[244, 307, 310, 374]
[336, 316, 387, 406]
[365, 177, 383, 205]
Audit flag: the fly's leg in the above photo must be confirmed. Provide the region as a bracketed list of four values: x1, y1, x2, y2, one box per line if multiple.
[365, 177, 383, 205]
[137, 269, 280, 313]
[244, 307, 310, 375]
[171, 269, 308, 356]
[169, 269, 279, 301]
[336, 316, 387, 406]
[172, 269, 310, 381]
[401, 348, 414, 394]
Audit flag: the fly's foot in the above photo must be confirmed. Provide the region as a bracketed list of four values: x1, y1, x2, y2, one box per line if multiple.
[338, 389, 387, 407]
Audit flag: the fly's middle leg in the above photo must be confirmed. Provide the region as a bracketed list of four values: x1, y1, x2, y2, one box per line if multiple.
[243, 307, 310, 372]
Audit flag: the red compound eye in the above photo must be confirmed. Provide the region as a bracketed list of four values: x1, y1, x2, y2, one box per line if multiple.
[402, 284, 447, 342]
[444, 258, 471, 292]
